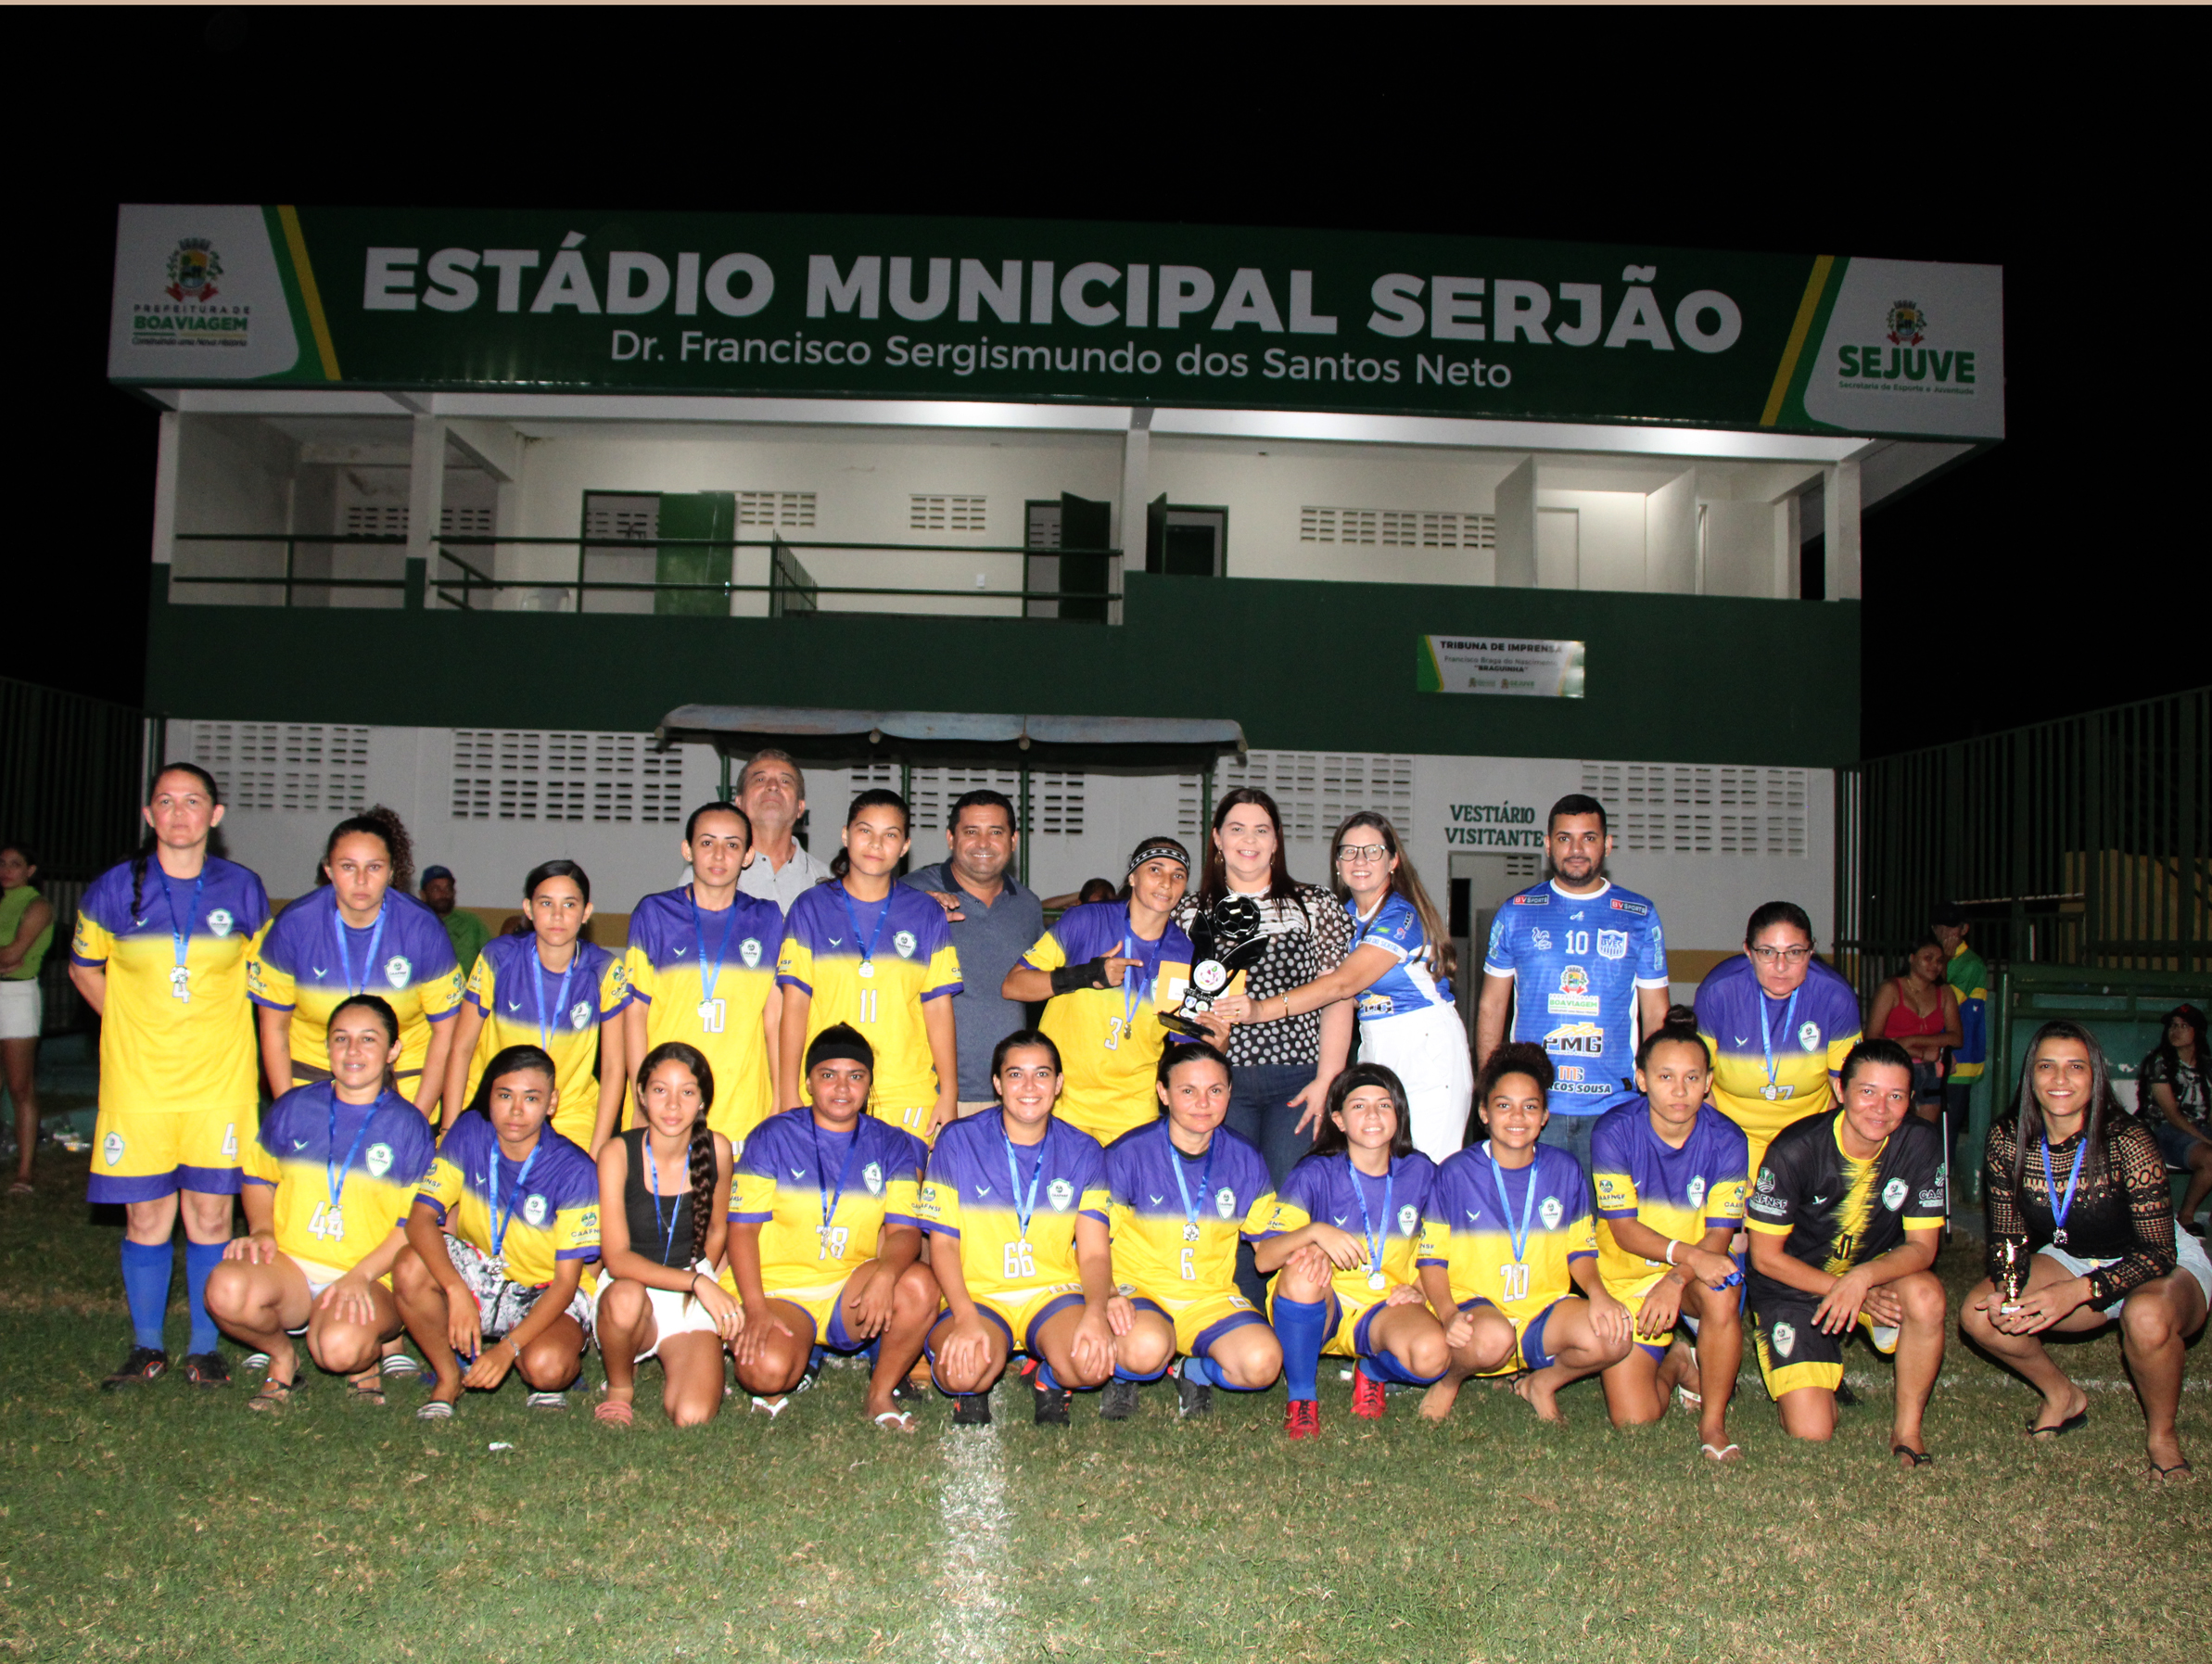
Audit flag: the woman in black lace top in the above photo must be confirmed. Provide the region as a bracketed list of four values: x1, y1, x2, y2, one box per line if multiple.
[1961, 1021, 2211, 1477]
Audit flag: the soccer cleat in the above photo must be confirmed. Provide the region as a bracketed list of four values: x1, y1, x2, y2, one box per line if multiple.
[1284, 1398, 1320, 1440]
[100, 1346, 169, 1392]
[1022, 1358, 1070, 1426]
[180, 1351, 231, 1389]
[1352, 1367, 1387, 1419]
[1176, 1365, 1214, 1419]
[1100, 1378, 1140, 1421]
[526, 1391, 567, 1410]
[952, 1392, 993, 1427]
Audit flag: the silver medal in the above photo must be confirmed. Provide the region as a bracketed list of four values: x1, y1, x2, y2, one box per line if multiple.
[1182, 1222, 1201, 1243]
[857, 960, 876, 979]
[1367, 1270, 1386, 1291]
[170, 967, 192, 1002]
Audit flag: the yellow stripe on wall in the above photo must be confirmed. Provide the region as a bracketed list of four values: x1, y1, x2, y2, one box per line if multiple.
[276, 205, 342, 381]
[1759, 254, 1834, 428]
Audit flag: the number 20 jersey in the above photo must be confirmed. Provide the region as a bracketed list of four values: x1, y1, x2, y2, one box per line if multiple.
[1482, 880, 1668, 1111]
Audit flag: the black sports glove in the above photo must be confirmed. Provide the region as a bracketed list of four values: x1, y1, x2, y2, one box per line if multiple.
[1049, 957, 1112, 996]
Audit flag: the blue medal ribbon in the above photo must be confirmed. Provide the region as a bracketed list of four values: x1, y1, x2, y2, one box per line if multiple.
[324, 1087, 380, 1222]
[688, 884, 737, 1009]
[644, 1138, 684, 1266]
[2039, 1133, 2089, 1248]
[1487, 1144, 1541, 1267]
[811, 1120, 862, 1259]
[1347, 1157, 1395, 1289]
[487, 1140, 541, 1263]
[1002, 1114, 1051, 1246]
[330, 900, 389, 997]
[1756, 984, 1802, 1101]
[1167, 1124, 1217, 1245]
[528, 943, 580, 1051]
[158, 869, 207, 1000]
[1122, 918, 1166, 1031]
[837, 883, 893, 976]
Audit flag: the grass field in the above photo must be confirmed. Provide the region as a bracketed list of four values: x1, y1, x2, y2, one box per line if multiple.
[2, 1146, 2206, 1664]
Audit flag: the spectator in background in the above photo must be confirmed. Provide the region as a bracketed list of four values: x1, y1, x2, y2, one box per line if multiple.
[1866, 934, 1962, 1125]
[903, 790, 1044, 1117]
[1041, 878, 1118, 911]
[2141, 1004, 2212, 1238]
[1933, 904, 1988, 1156]
[735, 749, 833, 913]
[0, 843, 56, 1196]
[420, 865, 489, 980]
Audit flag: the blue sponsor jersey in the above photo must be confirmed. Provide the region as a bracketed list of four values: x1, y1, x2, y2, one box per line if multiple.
[1347, 893, 1455, 1022]
[1481, 880, 1668, 1113]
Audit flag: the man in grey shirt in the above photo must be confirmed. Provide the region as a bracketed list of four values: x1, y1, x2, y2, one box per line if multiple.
[734, 747, 833, 913]
[902, 789, 1043, 1116]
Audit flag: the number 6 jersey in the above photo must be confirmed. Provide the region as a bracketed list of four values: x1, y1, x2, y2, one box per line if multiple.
[1104, 1121, 1274, 1300]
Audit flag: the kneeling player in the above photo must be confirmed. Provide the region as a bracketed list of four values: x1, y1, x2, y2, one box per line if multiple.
[1419, 1045, 1633, 1424]
[1256, 1063, 1449, 1437]
[1103, 1044, 1281, 1418]
[1590, 1023, 1749, 1460]
[1745, 1037, 1949, 1467]
[920, 1032, 1117, 1426]
[394, 1046, 601, 1417]
[728, 1025, 939, 1431]
[206, 997, 436, 1409]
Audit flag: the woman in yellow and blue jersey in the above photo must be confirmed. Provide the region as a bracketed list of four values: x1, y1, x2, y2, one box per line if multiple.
[919, 1031, 1120, 1427]
[1003, 836, 1200, 1148]
[1256, 1062, 1451, 1438]
[729, 1024, 940, 1430]
[1418, 1044, 1634, 1426]
[205, 995, 436, 1409]
[249, 807, 463, 1119]
[625, 802, 785, 1148]
[443, 860, 630, 1154]
[70, 762, 272, 1392]
[1589, 1019, 1749, 1460]
[398, 1043, 602, 1417]
[777, 791, 961, 1141]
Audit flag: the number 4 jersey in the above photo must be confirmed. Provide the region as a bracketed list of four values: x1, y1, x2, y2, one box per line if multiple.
[1483, 880, 1668, 1113]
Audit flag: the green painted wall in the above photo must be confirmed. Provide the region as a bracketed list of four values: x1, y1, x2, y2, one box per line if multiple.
[146, 575, 1859, 767]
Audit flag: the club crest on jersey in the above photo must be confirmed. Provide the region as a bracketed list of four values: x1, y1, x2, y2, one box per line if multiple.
[1799, 1021, 1822, 1051]
[523, 1194, 550, 1227]
[1215, 1187, 1237, 1219]
[208, 908, 235, 937]
[894, 931, 917, 959]
[1539, 1196, 1564, 1230]
[1530, 927, 1553, 950]
[103, 1131, 125, 1167]
[1047, 1177, 1075, 1212]
[1543, 1021, 1605, 1057]
[1558, 966, 1589, 996]
[1882, 1177, 1909, 1212]
[570, 1001, 592, 1030]
[1756, 1167, 1775, 1193]
[1397, 1203, 1418, 1235]
[1772, 1320, 1797, 1357]
[366, 1142, 394, 1177]
[862, 1162, 884, 1196]
[1687, 1175, 1708, 1210]
[740, 937, 763, 969]
[384, 956, 412, 989]
[1596, 929, 1629, 960]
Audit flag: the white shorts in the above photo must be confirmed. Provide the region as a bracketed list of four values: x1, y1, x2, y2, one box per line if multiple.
[0, 978, 40, 1042]
[2041, 1228, 2212, 1318]
[592, 1262, 723, 1363]
[1358, 1004, 1474, 1163]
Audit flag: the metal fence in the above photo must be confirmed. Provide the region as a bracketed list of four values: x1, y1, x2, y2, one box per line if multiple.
[1836, 686, 2210, 1002]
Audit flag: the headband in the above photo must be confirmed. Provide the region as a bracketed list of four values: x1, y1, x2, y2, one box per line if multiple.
[1126, 838, 1191, 876]
[806, 1028, 875, 1073]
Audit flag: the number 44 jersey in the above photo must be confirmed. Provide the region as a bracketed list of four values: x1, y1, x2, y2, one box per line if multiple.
[1483, 880, 1669, 1112]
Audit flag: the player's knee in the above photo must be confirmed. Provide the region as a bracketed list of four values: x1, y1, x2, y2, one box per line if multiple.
[389, 1249, 431, 1300]
[1405, 1329, 1451, 1379]
[1119, 1327, 1173, 1378]
[520, 1336, 579, 1389]
[598, 1278, 648, 1335]
[1899, 1273, 1948, 1326]
[1223, 1335, 1282, 1390]
[201, 1261, 249, 1319]
[2121, 1291, 2176, 1350]
[310, 1324, 379, 1377]
[1958, 1282, 1998, 1340]
[894, 1263, 942, 1317]
[666, 1391, 718, 1429]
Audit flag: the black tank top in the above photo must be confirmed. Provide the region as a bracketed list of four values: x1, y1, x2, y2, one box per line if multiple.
[620, 1127, 698, 1268]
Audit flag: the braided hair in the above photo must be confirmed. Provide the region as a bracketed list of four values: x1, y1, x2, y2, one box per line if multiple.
[635, 1041, 718, 1270]
[319, 806, 415, 896]
[132, 763, 222, 921]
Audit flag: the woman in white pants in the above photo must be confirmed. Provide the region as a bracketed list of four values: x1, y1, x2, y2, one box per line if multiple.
[1214, 815, 1472, 1162]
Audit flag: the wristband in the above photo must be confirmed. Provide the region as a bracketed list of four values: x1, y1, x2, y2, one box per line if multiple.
[1050, 957, 1108, 997]
[1664, 1239, 1677, 1265]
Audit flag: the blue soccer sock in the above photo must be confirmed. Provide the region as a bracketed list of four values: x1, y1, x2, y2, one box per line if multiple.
[1031, 1359, 1061, 1392]
[1113, 1359, 1170, 1383]
[1360, 1349, 1445, 1388]
[1274, 1297, 1327, 1402]
[184, 1241, 225, 1355]
[1181, 1353, 1229, 1391]
[120, 1240, 172, 1351]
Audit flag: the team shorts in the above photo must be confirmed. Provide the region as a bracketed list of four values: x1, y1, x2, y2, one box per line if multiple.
[2040, 1230, 2212, 1319]
[1749, 1292, 1896, 1398]
[1459, 1295, 1581, 1375]
[1601, 1271, 1683, 1362]
[876, 1103, 937, 1144]
[592, 1261, 727, 1362]
[1267, 1285, 1392, 1361]
[0, 977, 41, 1040]
[87, 1100, 255, 1203]
[1127, 1288, 1265, 1356]
[444, 1234, 594, 1344]
[927, 1282, 1085, 1364]
[759, 1276, 873, 1353]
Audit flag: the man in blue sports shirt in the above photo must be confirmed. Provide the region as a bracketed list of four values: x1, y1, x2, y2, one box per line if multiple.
[1474, 794, 1670, 1175]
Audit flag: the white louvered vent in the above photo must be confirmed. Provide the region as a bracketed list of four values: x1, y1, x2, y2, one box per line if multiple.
[335, 504, 495, 538]
[1215, 751, 1417, 846]
[1032, 772, 1085, 837]
[910, 495, 987, 534]
[1301, 507, 1495, 550]
[451, 730, 680, 824]
[1505, 853, 1541, 882]
[192, 723, 369, 815]
[1579, 761, 1809, 857]
[738, 491, 816, 528]
[908, 767, 1023, 832]
[583, 494, 658, 541]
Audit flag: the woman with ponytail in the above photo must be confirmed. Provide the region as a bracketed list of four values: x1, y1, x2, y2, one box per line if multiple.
[70, 763, 273, 1391]
[591, 1043, 741, 1428]
[249, 807, 463, 1121]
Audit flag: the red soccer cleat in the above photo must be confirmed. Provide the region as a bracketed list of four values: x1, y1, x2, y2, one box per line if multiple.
[1284, 1398, 1321, 1440]
[1352, 1368, 1387, 1419]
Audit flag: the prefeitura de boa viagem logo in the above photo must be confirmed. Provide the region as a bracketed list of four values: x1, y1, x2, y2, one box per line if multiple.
[133, 234, 251, 349]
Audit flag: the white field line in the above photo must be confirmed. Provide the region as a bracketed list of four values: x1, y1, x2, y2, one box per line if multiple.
[932, 1416, 1015, 1664]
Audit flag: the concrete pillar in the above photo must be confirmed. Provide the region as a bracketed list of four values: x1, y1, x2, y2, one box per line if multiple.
[1494, 454, 1536, 587]
[1824, 458, 1862, 601]
[406, 413, 447, 609]
[149, 410, 181, 601]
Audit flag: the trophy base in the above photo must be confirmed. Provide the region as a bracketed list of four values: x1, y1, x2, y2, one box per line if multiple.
[1998, 1302, 2024, 1318]
[1158, 1010, 1214, 1040]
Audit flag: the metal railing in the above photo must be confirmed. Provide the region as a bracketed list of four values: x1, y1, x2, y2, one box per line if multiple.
[1836, 686, 2210, 1002]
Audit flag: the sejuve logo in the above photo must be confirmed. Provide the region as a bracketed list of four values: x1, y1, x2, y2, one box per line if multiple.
[1215, 1186, 1237, 1220]
[1596, 929, 1629, 961]
[1047, 1176, 1075, 1212]
[1543, 1021, 1605, 1057]
[208, 908, 235, 937]
[1885, 300, 1926, 347]
[1798, 1021, 1822, 1052]
[1538, 1196, 1564, 1230]
[1771, 1319, 1796, 1357]
[1836, 299, 1977, 387]
[1881, 1176, 1909, 1212]
[384, 955, 412, 989]
[366, 1141, 394, 1177]
[166, 237, 223, 302]
[103, 1130, 125, 1167]
[740, 937, 762, 969]
[1686, 1175, 1707, 1210]
[523, 1194, 550, 1226]
[862, 1161, 884, 1196]
[894, 930, 917, 959]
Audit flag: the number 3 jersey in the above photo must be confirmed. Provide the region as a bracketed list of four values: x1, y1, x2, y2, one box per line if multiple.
[918, 1111, 1109, 1301]
[1419, 1143, 1595, 1326]
[1263, 1150, 1438, 1307]
[1104, 1121, 1275, 1300]
[729, 1107, 927, 1297]
[1743, 1110, 1947, 1304]
[1482, 880, 1668, 1112]
[1023, 901, 1196, 1146]
[243, 1084, 437, 1277]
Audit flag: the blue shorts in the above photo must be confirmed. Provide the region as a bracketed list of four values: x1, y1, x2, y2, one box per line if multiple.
[2152, 1119, 2208, 1169]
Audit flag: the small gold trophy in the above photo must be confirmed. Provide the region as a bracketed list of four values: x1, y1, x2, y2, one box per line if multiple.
[1997, 1238, 2026, 1318]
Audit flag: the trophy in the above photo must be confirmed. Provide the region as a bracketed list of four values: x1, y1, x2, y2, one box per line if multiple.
[1160, 895, 1268, 1038]
[1997, 1238, 2026, 1318]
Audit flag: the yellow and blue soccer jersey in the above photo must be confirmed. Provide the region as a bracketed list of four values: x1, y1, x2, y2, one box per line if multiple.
[1023, 901, 1194, 1146]
[1420, 1144, 1595, 1327]
[1482, 881, 1668, 1113]
[778, 883, 960, 1121]
[1696, 955, 1862, 1170]
[1349, 893, 1456, 1022]
[1743, 1111, 1947, 1301]
[918, 1111, 1108, 1302]
[1105, 1121, 1274, 1300]
[1264, 1150, 1438, 1307]
[248, 887, 462, 1092]
[244, 1084, 437, 1277]
[461, 934, 630, 1149]
[730, 1106, 926, 1294]
[417, 1109, 601, 1289]
[71, 855, 270, 1117]
[627, 885, 784, 1145]
[1590, 1100, 1749, 1305]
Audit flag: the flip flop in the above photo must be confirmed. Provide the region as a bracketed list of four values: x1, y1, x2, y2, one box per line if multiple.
[7, 1179, 32, 1197]
[593, 1398, 634, 1428]
[247, 1376, 302, 1413]
[750, 1394, 789, 1418]
[415, 1398, 456, 1421]
[2148, 1457, 2193, 1479]
[872, 1409, 918, 1433]
[1892, 1443, 1934, 1467]
[1676, 1384, 1704, 1412]
[2028, 1408, 2089, 1438]
[347, 1378, 387, 1407]
[1699, 1442, 1741, 1463]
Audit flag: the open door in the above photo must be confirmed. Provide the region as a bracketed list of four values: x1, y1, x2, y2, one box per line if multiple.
[655, 491, 734, 617]
[1056, 492, 1112, 624]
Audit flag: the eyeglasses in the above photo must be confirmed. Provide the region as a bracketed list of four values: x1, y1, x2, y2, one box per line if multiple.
[1335, 844, 1389, 864]
[1748, 946, 1812, 966]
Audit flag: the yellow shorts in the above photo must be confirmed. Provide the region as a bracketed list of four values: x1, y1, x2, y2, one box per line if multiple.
[946, 1283, 1086, 1353]
[762, 1279, 849, 1342]
[1600, 1271, 1680, 1361]
[89, 1100, 257, 1203]
[1132, 1288, 1264, 1355]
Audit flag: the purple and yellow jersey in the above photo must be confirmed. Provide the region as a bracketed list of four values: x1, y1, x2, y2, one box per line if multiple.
[1023, 901, 1195, 1146]
[1695, 955, 1862, 1170]
[248, 887, 462, 1092]
[1104, 1121, 1274, 1301]
[1481, 880, 1668, 1112]
[243, 1085, 436, 1277]
[417, 1110, 600, 1288]
[1590, 1100, 1749, 1304]
[778, 883, 960, 1118]
[1349, 892, 1456, 1021]
[1420, 1144, 1595, 1327]
[918, 1111, 1109, 1301]
[71, 856, 271, 1117]
[1263, 1150, 1438, 1307]
[626, 886, 783, 1146]
[730, 1107, 926, 1295]
[461, 934, 630, 1150]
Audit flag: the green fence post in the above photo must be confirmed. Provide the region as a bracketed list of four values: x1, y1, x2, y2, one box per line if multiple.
[404, 555, 426, 609]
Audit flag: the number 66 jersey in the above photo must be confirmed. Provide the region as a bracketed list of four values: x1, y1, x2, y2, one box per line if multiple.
[918, 1111, 1109, 1301]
